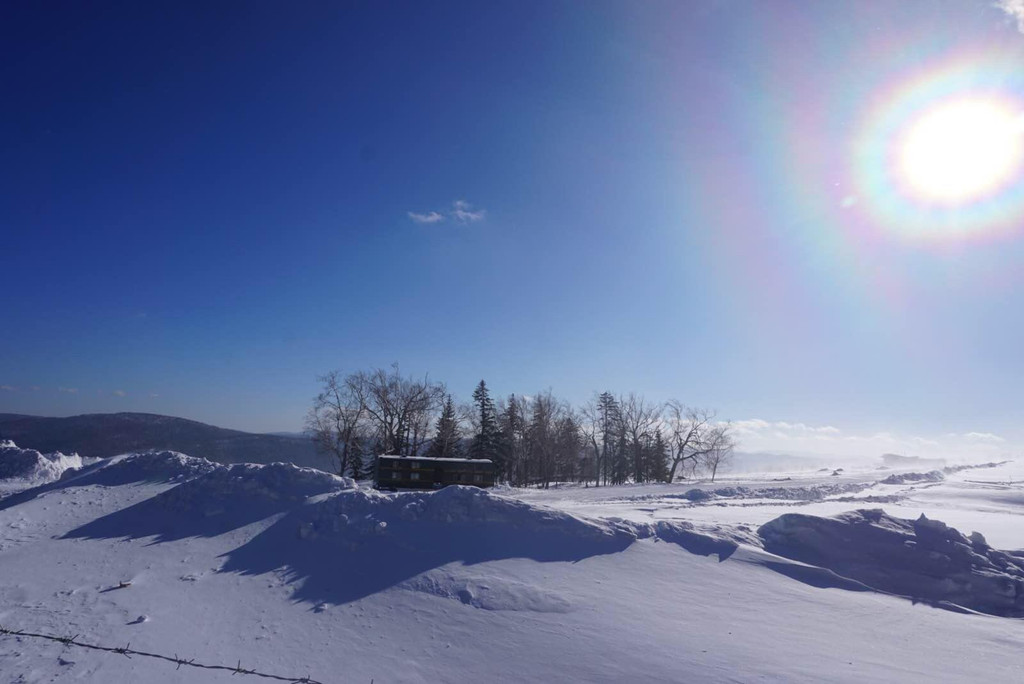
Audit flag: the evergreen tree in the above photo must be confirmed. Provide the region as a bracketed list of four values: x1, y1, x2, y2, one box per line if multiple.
[426, 394, 462, 459]
[348, 437, 366, 480]
[649, 430, 669, 483]
[497, 394, 526, 484]
[470, 380, 499, 461]
[553, 412, 582, 482]
[612, 431, 630, 485]
[597, 392, 622, 486]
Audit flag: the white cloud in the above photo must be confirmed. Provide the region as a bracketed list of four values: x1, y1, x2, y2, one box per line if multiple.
[0, 384, 16, 391]
[451, 199, 486, 223]
[731, 418, 1015, 461]
[997, 0, 1024, 33]
[407, 211, 445, 224]
[148, 393, 159, 398]
[59, 387, 79, 394]
[409, 200, 487, 225]
[733, 419, 840, 436]
[962, 431, 1006, 444]
[113, 390, 126, 397]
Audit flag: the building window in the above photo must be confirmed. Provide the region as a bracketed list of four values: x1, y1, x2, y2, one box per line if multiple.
[474, 474, 483, 483]
[410, 472, 420, 480]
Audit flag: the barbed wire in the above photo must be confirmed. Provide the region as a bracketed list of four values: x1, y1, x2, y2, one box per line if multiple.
[0, 624, 326, 683]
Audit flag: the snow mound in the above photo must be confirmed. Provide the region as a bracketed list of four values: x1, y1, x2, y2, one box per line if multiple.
[219, 485, 638, 606]
[159, 462, 352, 510]
[758, 509, 1024, 617]
[0, 441, 83, 487]
[662, 482, 872, 503]
[943, 461, 1011, 474]
[654, 520, 745, 560]
[880, 470, 945, 485]
[303, 485, 636, 547]
[64, 461, 352, 543]
[72, 450, 221, 487]
[0, 450, 223, 511]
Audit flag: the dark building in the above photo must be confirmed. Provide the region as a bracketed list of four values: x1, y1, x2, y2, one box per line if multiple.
[374, 455, 495, 490]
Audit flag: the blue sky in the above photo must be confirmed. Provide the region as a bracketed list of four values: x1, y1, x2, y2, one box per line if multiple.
[3, 1, 1024, 458]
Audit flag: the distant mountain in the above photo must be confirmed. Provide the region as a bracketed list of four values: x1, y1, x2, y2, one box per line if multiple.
[0, 412, 328, 470]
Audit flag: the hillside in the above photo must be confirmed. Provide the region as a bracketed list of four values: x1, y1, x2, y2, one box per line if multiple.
[0, 412, 325, 470]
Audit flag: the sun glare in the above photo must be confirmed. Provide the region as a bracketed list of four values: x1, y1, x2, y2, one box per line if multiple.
[899, 99, 1024, 206]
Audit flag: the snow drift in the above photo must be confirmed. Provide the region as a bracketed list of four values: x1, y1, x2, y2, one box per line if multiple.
[0, 440, 83, 488]
[880, 470, 945, 485]
[20, 449, 1024, 620]
[64, 458, 351, 543]
[758, 509, 1024, 617]
[40, 451, 637, 607]
[219, 485, 639, 606]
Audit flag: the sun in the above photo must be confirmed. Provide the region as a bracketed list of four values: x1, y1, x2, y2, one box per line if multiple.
[898, 98, 1024, 206]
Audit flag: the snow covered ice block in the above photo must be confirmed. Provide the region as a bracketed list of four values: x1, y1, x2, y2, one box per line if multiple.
[758, 508, 1024, 616]
[0, 441, 83, 487]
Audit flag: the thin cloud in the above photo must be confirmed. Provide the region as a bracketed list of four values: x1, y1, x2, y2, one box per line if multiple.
[452, 199, 486, 223]
[732, 419, 840, 436]
[148, 393, 160, 398]
[997, 0, 1024, 33]
[113, 389, 127, 397]
[407, 211, 445, 224]
[408, 200, 487, 225]
[58, 387, 79, 394]
[732, 418, 1014, 461]
[962, 431, 1006, 444]
[0, 384, 16, 391]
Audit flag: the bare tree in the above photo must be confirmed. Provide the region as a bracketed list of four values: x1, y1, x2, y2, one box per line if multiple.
[526, 391, 567, 488]
[306, 370, 367, 477]
[619, 393, 662, 483]
[700, 422, 735, 482]
[665, 402, 711, 482]
[356, 365, 445, 456]
[664, 402, 735, 482]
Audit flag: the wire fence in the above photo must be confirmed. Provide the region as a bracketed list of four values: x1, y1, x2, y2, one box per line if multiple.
[0, 624, 327, 683]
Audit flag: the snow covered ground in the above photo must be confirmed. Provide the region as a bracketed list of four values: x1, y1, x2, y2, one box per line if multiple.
[1, 445, 1023, 683]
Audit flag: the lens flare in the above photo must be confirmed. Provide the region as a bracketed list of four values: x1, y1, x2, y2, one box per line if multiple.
[854, 54, 1024, 242]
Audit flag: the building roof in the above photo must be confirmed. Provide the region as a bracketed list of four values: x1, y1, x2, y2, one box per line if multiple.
[376, 455, 493, 464]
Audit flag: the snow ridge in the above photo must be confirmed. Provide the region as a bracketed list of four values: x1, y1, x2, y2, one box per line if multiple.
[0, 440, 84, 489]
[759, 508, 1024, 617]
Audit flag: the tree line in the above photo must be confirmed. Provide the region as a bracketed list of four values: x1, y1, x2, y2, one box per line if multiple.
[306, 365, 735, 487]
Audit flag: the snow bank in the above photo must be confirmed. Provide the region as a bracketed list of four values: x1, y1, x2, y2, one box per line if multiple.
[218, 485, 638, 606]
[64, 459, 352, 543]
[664, 481, 872, 503]
[758, 509, 1024, 617]
[943, 461, 1011, 474]
[159, 461, 351, 510]
[86, 450, 221, 484]
[654, 520, 747, 560]
[880, 470, 945, 485]
[0, 440, 83, 487]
